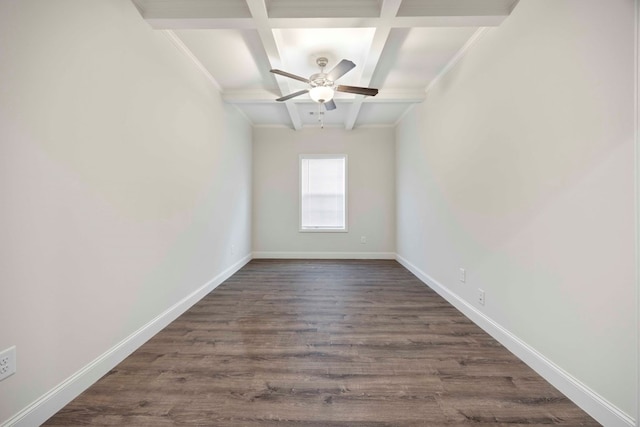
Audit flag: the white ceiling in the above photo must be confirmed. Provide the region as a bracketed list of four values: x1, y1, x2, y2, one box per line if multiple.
[131, 0, 519, 130]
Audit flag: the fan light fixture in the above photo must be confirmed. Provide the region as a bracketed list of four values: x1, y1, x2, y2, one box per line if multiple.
[309, 86, 334, 103]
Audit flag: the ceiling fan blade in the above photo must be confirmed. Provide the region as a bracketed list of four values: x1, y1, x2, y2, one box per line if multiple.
[270, 69, 310, 83]
[276, 89, 309, 102]
[327, 59, 356, 81]
[336, 85, 379, 97]
[325, 100, 337, 111]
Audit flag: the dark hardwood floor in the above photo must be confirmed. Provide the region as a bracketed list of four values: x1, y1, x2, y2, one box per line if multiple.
[45, 259, 599, 426]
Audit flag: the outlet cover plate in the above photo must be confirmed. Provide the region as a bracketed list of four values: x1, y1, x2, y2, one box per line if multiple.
[478, 289, 485, 306]
[0, 346, 16, 381]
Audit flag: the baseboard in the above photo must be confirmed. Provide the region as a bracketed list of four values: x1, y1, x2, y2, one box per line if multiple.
[2, 253, 252, 427]
[395, 254, 636, 427]
[252, 251, 396, 259]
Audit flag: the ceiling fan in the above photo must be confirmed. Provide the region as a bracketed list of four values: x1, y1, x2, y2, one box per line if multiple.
[270, 57, 379, 110]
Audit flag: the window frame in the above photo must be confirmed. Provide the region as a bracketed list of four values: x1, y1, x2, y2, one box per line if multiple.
[299, 154, 348, 233]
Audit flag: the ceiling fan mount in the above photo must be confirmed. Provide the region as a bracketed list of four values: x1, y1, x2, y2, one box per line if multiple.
[270, 57, 379, 111]
[315, 56, 329, 69]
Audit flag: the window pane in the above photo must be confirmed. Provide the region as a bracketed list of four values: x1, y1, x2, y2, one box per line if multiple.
[300, 156, 346, 230]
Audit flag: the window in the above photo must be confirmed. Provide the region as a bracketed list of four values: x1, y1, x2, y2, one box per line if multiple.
[300, 154, 347, 232]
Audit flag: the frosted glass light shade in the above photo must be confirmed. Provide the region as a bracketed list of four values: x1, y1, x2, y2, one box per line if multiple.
[309, 86, 334, 103]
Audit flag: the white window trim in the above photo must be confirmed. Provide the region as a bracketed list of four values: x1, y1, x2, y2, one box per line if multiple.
[299, 154, 348, 233]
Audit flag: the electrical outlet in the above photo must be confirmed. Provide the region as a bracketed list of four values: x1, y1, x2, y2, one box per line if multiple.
[459, 268, 466, 283]
[360, 236, 366, 244]
[0, 346, 16, 381]
[478, 289, 485, 306]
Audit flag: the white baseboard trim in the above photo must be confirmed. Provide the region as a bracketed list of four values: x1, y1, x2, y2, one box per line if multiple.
[252, 251, 396, 259]
[2, 254, 252, 427]
[396, 254, 636, 427]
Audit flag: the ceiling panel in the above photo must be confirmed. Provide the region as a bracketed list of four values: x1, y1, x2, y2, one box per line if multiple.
[382, 27, 479, 89]
[273, 27, 376, 91]
[238, 103, 293, 125]
[355, 103, 412, 127]
[175, 29, 278, 91]
[135, 0, 252, 19]
[266, 0, 381, 18]
[296, 102, 350, 127]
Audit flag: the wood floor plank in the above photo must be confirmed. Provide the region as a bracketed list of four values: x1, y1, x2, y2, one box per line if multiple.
[44, 260, 600, 426]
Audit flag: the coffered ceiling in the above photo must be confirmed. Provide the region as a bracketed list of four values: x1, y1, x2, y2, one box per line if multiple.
[131, 0, 519, 130]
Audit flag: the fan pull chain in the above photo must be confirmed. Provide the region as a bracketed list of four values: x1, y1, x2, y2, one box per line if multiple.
[318, 103, 324, 129]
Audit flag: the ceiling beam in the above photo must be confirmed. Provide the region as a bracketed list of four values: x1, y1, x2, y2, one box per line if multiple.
[223, 89, 426, 104]
[345, 0, 403, 130]
[396, 0, 519, 17]
[245, 0, 302, 130]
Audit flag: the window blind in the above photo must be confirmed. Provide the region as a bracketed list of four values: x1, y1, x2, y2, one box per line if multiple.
[300, 156, 346, 230]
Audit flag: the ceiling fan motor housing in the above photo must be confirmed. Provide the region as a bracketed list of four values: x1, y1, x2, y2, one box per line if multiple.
[311, 57, 334, 88]
[310, 73, 333, 88]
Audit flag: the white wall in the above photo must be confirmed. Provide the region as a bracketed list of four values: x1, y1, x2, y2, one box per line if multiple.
[396, 0, 637, 424]
[253, 127, 395, 258]
[0, 0, 252, 424]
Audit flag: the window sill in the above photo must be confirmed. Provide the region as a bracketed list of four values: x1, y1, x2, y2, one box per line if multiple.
[299, 228, 348, 233]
